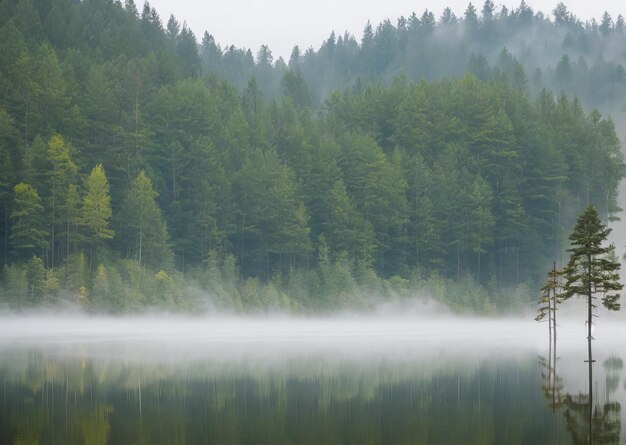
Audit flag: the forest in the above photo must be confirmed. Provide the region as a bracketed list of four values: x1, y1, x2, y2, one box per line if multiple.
[0, 0, 624, 312]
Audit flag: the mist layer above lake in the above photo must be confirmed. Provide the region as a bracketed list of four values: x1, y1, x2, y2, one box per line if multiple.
[0, 314, 546, 359]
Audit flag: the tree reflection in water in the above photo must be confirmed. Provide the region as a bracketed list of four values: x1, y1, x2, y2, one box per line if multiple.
[539, 338, 622, 445]
[0, 346, 576, 445]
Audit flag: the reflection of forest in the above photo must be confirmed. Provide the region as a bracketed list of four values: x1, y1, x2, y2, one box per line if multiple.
[539, 342, 622, 445]
[0, 350, 571, 445]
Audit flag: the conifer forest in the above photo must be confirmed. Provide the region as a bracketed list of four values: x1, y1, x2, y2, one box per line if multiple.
[0, 0, 625, 313]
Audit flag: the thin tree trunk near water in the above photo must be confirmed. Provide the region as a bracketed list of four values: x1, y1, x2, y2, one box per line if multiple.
[587, 254, 593, 445]
[552, 332, 558, 412]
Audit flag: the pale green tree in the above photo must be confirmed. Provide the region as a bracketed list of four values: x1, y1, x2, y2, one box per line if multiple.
[82, 164, 114, 269]
[10, 183, 48, 258]
[121, 170, 172, 271]
[47, 134, 77, 267]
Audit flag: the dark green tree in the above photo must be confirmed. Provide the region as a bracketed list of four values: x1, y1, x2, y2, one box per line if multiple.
[562, 204, 622, 438]
[464, 3, 479, 27]
[281, 70, 311, 109]
[563, 204, 622, 316]
[467, 175, 495, 283]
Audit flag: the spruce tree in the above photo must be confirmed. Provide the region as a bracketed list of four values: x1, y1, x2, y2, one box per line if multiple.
[121, 170, 172, 271]
[10, 183, 48, 258]
[82, 164, 114, 270]
[563, 205, 622, 320]
[562, 204, 622, 439]
[47, 134, 77, 268]
[536, 260, 564, 341]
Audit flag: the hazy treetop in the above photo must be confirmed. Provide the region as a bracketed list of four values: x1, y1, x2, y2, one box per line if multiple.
[148, 0, 625, 59]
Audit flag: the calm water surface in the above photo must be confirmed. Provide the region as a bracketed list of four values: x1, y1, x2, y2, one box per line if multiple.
[0, 315, 624, 444]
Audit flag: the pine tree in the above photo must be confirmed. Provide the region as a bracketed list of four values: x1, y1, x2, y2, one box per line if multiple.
[468, 175, 495, 283]
[563, 205, 622, 316]
[0, 108, 18, 268]
[82, 164, 114, 269]
[121, 170, 172, 271]
[47, 134, 77, 268]
[10, 183, 48, 258]
[281, 70, 311, 108]
[536, 260, 564, 342]
[536, 261, 565, 416]
[464, 3, 479, 26]
[562, 204, 622, 435]
[65, 184, 82, 262]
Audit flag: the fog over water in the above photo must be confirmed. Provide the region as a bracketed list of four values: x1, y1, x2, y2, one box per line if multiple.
[0, 309, 623, 361]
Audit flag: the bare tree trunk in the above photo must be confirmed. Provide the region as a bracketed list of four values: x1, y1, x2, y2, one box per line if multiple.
[548, 324, 553, 411]
[241, 213, 245, 284]
[3, 202, 8, 267]
[51, 166, 55, 270]
[89, 240, 93, 273]
[457, 244, 460, 280]
[552, 260, 557, 347]
[552, 331, 558, 412]
[138, 223, 143, 270]
[137, 223, 143, 287]
[587, 256, 593, 445]
[66, 208, 70, 279]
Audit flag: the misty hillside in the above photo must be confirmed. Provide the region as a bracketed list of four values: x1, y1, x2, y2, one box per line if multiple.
[202, 2, 626, 116]
[0, 0, 624, 313]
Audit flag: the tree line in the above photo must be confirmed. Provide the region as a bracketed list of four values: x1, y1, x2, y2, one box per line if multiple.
[200, 1, 626, 117]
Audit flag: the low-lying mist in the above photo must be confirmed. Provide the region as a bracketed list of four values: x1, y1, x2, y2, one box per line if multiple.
[0, 301, 623, 361]
[1, 306, 625, 418]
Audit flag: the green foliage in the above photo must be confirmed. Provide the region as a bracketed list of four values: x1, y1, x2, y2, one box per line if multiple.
[563, 205, 622, 311]
[536, 263, 564, 323]
[233, 149, 311, 279]
[0, 0, 623, 313]
[281, 70, 311, 108]
[0, 256, 48, 306]
[121, 170, 172, 271]
[47, 134, 78, 267]
[10, 183, 47, 257]
[82, 164, 114, 242]
[24, 255, 45, 305]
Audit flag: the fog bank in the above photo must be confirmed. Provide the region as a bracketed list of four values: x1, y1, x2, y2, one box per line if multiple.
[0, 312, 623, 363]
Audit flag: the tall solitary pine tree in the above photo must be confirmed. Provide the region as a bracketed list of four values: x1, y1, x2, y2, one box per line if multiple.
[562, 204, 622, 439]
[563, 205, 622, 328]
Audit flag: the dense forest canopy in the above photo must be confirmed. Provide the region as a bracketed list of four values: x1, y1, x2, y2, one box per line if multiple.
[0, 0, 624, 312]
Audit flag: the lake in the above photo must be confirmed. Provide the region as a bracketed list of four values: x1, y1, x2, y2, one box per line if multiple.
[0, 315, 624, 444]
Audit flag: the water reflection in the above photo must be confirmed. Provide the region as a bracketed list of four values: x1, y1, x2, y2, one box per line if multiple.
[0, 346, 567, 444]
[539, 339, 622, 445]
[0, 316, 625, 445]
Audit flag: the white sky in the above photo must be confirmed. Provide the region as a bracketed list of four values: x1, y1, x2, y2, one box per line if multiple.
[146, 1, 626, 60]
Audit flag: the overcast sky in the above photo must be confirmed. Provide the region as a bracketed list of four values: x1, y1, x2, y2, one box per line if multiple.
[147, 1, 626, 60]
